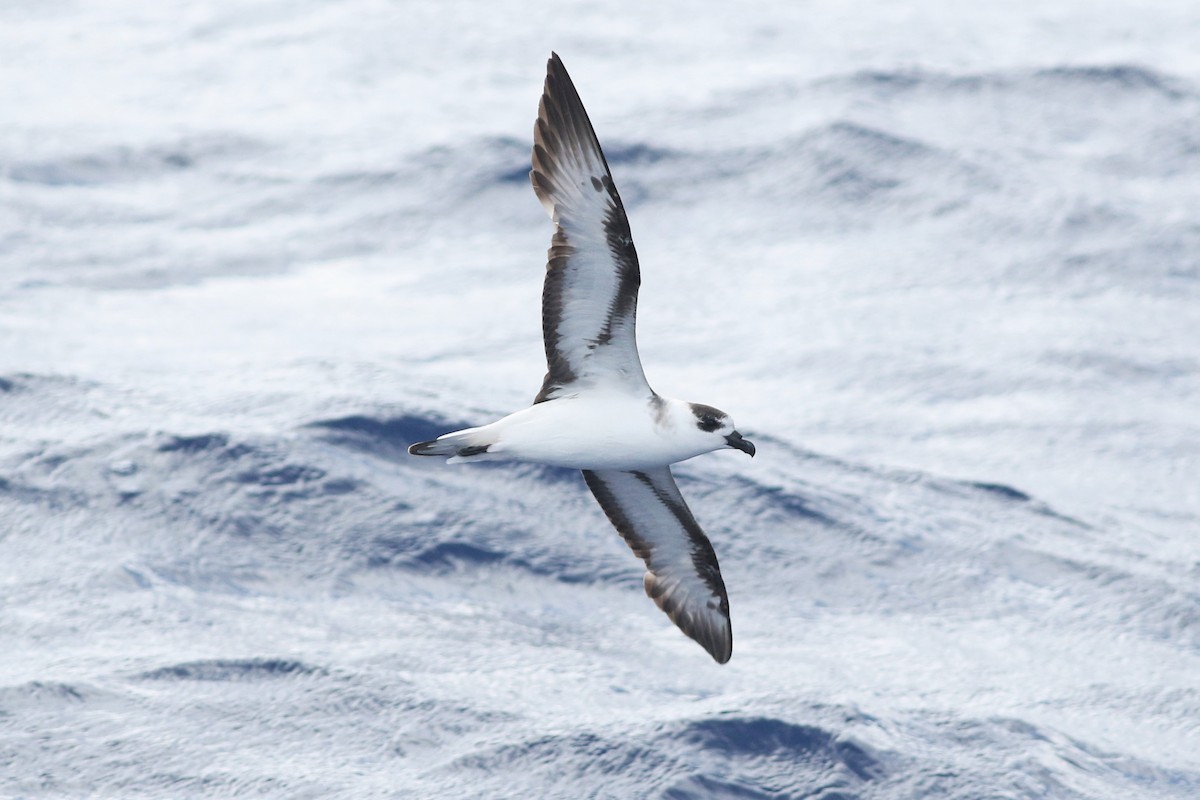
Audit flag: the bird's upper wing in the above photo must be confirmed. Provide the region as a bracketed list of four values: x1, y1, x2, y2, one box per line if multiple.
[582, 467, 732, 663]
[529, 53, 651, 404]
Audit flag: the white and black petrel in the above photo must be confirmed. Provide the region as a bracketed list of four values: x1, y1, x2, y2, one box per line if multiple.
[410, 53, 755, 663]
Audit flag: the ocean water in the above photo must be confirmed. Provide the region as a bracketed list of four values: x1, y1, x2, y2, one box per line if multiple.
[2, 1, 1198, 797]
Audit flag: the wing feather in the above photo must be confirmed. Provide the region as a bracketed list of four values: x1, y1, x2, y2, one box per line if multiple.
[582, 467, 733, 663]
[530, 53, 651, 403]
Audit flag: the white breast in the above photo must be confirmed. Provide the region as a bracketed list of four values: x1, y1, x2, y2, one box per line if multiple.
[486, 394, 710, 471]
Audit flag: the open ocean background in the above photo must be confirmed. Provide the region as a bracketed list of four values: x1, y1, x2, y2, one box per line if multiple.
[2, 1, 1198, 797]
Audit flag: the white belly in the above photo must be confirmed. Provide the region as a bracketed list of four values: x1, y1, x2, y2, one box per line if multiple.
[484, 394, 709, 471]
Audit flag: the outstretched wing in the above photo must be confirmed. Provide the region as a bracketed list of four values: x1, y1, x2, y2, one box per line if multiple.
[582, 467, 732, 663]
[530, 53, 651, 403]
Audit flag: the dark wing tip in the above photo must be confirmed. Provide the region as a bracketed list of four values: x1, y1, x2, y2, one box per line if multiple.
[531, 51, 611, 181]
[544, 53, 577, 110]
[689, 611, 733, 664]
[645, 572, 733, 664]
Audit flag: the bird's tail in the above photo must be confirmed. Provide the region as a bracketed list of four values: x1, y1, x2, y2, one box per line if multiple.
[408, 425, 495, 462]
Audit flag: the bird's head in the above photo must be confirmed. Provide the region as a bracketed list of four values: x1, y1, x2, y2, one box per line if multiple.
[688, 402, 755, 457]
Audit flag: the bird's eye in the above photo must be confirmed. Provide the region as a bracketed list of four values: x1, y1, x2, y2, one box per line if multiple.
[698, 415, 721, 432]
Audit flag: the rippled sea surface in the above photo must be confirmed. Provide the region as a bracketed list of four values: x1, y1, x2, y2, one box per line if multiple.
[2, 2, 1198, 797]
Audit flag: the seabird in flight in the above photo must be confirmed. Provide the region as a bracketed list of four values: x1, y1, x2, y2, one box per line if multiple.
[410, 53, 755, 663]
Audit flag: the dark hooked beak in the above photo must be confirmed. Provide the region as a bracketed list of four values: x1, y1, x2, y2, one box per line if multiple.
[725, 431, 756, 457]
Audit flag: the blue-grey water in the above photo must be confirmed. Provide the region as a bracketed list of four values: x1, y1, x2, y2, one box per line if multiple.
[2, 2, 1198, 797]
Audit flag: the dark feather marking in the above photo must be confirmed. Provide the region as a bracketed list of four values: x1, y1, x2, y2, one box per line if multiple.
[598, 198, 641, 346]
[535, 228, 579, 403]
[583, 471, 653, 560]
[582, 469, 731, 663]
[529, 53, 645, 404]
[407, 439, 440, 456]
[650, 395, 668, 424]
[689, 402, 727, 433]
[631, 472, 729, 611]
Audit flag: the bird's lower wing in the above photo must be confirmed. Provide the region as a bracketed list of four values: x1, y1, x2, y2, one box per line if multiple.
[582, 467, 732, 663]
